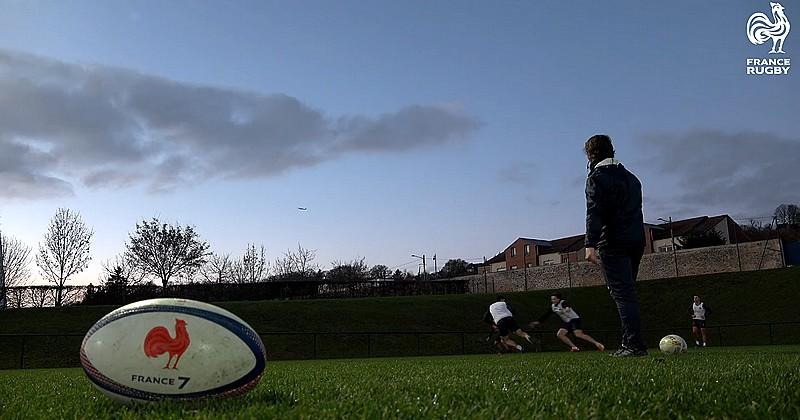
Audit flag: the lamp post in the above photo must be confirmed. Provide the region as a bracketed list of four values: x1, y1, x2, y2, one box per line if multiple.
[658, 217, 678, 278]
[411, 254, 426, 279]
[0, 230, 5, 311]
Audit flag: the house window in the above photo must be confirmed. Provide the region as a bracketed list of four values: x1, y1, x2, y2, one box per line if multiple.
[511, 247, 517, 257]
[658, 245, 673, 253]
[526, 263, 533, 268]
[511, 265, 518, 270]
[561, 254, 571, 263]
[524, 244, 530, 255]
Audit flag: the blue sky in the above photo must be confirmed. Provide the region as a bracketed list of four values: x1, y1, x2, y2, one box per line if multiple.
[0, 0, 797, 284]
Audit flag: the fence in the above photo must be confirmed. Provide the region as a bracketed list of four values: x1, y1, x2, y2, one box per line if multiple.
[2, 321, 799, 370]
[0, 279, 469, 309]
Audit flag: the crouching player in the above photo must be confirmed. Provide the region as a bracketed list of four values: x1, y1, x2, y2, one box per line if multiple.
[530, 293, 605, 353]
[486, 296, 533, 352]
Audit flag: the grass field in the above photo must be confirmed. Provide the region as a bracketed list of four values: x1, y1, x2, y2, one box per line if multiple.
[1, 346, 798, 419]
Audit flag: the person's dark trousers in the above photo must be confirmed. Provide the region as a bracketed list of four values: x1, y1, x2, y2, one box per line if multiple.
[599, 246, 646, 350]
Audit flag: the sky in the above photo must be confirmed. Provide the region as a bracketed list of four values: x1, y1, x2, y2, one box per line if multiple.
[0, 0, 797, 285]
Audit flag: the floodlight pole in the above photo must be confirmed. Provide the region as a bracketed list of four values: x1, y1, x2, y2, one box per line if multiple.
[659, 217, 678, 278]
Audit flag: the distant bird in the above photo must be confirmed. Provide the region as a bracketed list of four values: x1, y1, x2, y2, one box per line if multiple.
[143, 319, 191, 369]
[297, 207, 308, 211]
[747, 2, 790, 54]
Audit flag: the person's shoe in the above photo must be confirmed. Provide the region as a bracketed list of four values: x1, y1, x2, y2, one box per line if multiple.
[611, 347, 647, 358]
[596, 343, 605, 353]
[695, 340, 702, 347]
[524, 335, 533, 344]
[702, 342, 708, 347]
[516, 344, 523, 352]
[570, 346, 580, 352]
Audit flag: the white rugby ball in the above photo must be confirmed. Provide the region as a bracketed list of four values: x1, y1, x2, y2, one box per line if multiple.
[80, 298, 266, 404]
[659, 334, 688, 354]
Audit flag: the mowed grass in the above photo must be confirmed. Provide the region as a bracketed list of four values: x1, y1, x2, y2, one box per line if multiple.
[0, 346, 798, 419]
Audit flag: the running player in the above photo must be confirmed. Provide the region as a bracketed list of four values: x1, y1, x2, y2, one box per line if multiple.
[690, 295, 712, 347]
[530, 293, 605, 352]
[486, 296, 533, 352]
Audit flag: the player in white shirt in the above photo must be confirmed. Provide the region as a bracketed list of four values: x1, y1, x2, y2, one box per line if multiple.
[486, 296, 533, 352]
[530, 293, 605, 352]
[690, 295, 712, 347]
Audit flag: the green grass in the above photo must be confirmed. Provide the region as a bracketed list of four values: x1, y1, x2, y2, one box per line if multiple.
[0, 346, 798, 419]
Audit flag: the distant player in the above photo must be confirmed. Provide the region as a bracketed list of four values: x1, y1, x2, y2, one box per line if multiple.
[530, 293, 605, 353]
[486, 296, 533, 352]
[690, 295, 712, 347]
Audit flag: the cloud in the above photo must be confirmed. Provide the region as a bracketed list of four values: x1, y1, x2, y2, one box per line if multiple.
[639, 130, 800, 219]
[0, 49, 480, 198]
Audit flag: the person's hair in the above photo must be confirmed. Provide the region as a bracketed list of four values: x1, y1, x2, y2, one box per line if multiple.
[551, 293, 562, 300]
[584, 134, 615, 165]
[496, 295, 505, 302]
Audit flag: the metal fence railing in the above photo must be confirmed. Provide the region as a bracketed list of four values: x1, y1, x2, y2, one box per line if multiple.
[2, 321, 799, 370]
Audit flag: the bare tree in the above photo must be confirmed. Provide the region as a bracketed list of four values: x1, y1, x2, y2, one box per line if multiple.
[775, 203, 800, 225]
[327, 257, 369, 282]
[274, 244, 318, 277]
[125, 218, 210, 289]
[35, 208, 93, 307]
[200, 252, 232, 284]
[25, 286, 57, 308]
[100, 254, 147, 286]
[230, 244, 269, 283]
[1, 232, 32, 309]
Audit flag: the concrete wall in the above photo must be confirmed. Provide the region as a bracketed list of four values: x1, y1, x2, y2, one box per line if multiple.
[462, 239, 784, 294]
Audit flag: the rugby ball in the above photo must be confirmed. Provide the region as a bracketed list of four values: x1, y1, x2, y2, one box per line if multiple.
[659, 334, 688, 354]
[80, 298, 266, 404]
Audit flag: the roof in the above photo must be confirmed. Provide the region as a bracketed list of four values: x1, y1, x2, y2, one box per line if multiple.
[486, 252, 506, 264]
[651, 215, 736, 240]
[511, 237, 552, 247]
[541, 234, 585, 254]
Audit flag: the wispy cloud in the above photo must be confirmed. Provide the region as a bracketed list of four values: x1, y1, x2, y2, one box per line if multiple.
[639, 129, 800, 219]
[0, 50, 481, 199]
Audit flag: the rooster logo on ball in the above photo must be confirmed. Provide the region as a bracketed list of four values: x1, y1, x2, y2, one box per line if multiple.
[747, 2, 791, 54]
[143, 319, 191, 369]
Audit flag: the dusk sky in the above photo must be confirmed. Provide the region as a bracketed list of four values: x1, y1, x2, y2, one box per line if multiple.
[0, 0, 797, 285]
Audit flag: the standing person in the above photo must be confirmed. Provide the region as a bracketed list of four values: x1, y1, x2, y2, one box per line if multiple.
[690, 295, 712, 347]
[487, 296, 533, 352]
[583, 134, 648, 357]
[530, 293, 605, 353]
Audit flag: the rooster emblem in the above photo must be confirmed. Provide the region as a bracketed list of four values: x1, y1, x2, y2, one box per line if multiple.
[143, 319, 191, 369]
[748, 2, 790, 54]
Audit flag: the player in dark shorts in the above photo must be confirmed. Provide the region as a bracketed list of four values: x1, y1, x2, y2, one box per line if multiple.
[530, 293, 605, 352]
[482, 312, 512, 353]
[486, 296, 532, 352]
[690, 295, 712, 347]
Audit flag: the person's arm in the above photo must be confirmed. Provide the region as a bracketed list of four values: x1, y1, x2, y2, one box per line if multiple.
[482, 311, 493, 325]
[704, 303, 712, 318]
[585, 174, 606, 264]
[506, 303, 515, 315]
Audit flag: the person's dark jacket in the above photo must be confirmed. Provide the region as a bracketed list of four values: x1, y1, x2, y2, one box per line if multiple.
[585, 159, 645, 250]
